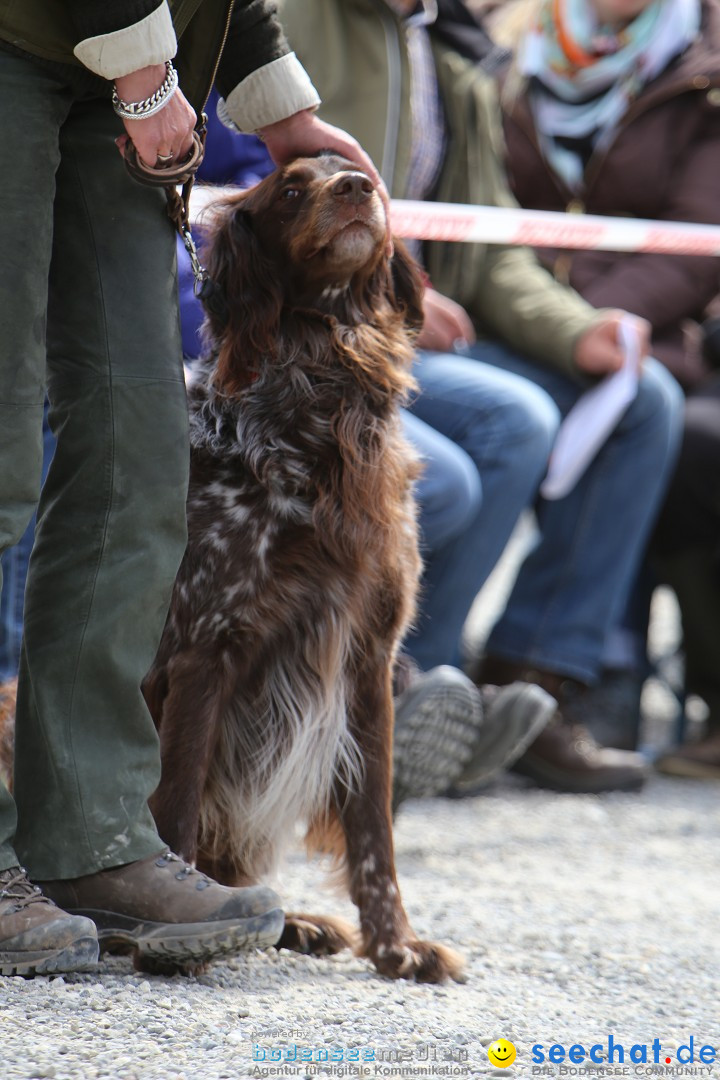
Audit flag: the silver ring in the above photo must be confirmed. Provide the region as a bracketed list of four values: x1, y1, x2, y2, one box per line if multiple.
[155, 152, 174, 167]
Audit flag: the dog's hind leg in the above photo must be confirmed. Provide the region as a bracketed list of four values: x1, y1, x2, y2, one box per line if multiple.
[339, 659, 464, 983]
[148, 650, 235, 865]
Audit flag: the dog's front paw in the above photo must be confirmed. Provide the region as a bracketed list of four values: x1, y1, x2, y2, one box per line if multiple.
[369, 939, 465, 984]
[277, 913, 359, 957]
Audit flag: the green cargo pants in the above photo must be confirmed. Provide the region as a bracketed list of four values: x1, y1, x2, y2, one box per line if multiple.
[0, 49, 190, 879]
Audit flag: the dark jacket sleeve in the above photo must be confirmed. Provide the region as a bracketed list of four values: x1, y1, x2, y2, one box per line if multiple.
[64, 0, 166, 38]
[215, 1, 290, 98]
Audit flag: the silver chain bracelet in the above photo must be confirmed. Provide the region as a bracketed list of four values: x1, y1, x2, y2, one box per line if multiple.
[112, 60, 179, 121]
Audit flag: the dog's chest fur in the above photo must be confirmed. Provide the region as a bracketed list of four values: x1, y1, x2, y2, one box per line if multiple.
[168, 356, 419, 651]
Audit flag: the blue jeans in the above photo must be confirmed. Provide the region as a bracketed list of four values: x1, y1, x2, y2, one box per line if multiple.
[0, 404, 55, 681]
[402, 347, 560, 669]
[474, 345, 683, 684]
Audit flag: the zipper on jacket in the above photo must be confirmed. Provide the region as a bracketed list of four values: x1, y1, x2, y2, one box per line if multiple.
[199, 0, 234, 117]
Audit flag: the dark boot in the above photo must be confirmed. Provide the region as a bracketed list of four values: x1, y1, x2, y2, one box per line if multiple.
[475, 658, 649, 793]
[37, 850, 284, 974]
[655, 726, 720, 779]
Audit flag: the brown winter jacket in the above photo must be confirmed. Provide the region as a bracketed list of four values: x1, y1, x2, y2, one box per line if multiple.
[500, 0, 720, 388]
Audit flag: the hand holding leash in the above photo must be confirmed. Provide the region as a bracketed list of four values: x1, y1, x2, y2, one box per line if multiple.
[120, 130, 205, 187]
[113, 62, 197, 172]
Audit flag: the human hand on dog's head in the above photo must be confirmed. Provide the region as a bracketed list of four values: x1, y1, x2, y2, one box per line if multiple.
[257, 109, 393, 255]
[574, 311, 651, 376]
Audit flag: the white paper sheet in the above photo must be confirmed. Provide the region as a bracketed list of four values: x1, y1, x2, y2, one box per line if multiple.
[539, 317, 642, 501]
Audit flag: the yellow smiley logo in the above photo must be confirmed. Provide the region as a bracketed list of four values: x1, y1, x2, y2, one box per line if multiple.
[488, 1039, 517, 1068]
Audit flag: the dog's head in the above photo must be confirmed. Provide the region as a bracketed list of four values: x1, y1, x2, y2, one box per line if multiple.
[199, 153, 424, 394]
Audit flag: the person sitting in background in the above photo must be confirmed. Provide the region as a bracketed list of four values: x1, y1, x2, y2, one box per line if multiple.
[271, 0, 684, 794]
[653, 323, 720, 777]
[494, 0, 720, 764]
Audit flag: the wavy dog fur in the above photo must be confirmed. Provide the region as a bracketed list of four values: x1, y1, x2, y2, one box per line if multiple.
[145, 155, 462, 982]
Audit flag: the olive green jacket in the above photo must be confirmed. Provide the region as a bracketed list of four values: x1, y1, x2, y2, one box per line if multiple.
[278, 0, 600, 376]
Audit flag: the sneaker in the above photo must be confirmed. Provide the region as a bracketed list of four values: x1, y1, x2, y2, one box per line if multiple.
[0, 865, 99, 977]
[37, 850, 284, 974]
[445, 682, 557, 797]
[392, 664, 483, 812]
[655, 729, 720, 779]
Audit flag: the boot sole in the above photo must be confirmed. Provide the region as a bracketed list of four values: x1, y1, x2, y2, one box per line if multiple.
[447, 683, 557, 796]
[392, 667, 482, 811]
[67, 906, 285, 972]
[0, 935, 99, 978]
[511, 754, 648, 793]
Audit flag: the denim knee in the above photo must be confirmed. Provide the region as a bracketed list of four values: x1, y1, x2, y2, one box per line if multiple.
[417, 448, 482, 551]
[495, 387, 560, 474]
[623, 358, 684, 453]
[403, 410, 483, 551]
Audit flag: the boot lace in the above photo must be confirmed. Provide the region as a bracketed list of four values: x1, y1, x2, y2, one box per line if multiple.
[0, 866, 51, 912]
[154, 851, 212, 890]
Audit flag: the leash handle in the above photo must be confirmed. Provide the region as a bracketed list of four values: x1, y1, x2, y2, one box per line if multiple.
[122, 121, 210, 294]
[121, 127, 205, 187]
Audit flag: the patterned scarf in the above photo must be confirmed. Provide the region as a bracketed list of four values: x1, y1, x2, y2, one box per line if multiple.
[519, 0, 701, 189]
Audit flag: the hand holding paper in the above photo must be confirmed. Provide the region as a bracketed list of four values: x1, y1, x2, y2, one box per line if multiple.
[540, 316, 643, 501]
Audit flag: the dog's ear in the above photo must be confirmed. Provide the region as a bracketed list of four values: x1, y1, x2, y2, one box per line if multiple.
[388, 240, 425, 334]
[202, 203, 284, 393]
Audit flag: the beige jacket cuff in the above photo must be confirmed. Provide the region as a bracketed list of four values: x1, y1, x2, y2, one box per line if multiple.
[223, 53, 321, 133]
[73, 2, 177, 80]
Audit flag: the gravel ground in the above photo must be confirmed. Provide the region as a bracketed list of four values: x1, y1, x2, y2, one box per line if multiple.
[2, 776, 719, 1080]
[3, 523, 719, 1080]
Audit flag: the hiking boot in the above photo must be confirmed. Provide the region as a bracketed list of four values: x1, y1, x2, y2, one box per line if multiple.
[513, 718, 649, 792]
[37, 850, 284, 974]
[475, 657, 649, 793]
[445, 682, 557, 797]
[562, 667, 644, 751]
[655, 729, 720, 779]
[392, 663, 482, 812]
[0, 865, 99, 977]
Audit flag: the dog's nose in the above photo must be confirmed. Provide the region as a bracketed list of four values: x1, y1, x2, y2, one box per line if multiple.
[332, 172, 374, 204]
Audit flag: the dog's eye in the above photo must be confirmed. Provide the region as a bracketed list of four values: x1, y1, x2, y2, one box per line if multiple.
[280, 187, 302, 201]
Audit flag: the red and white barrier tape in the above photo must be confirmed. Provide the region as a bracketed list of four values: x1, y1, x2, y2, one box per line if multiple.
[190, 186, 720, 257]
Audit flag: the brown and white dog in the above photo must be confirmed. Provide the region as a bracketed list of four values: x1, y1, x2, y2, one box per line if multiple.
[144, 154, 462, 983]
